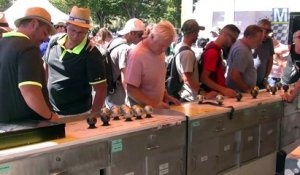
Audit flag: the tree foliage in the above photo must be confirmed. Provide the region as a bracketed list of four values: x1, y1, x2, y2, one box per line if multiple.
[0, 0, 12, 11]
[49, 0, 181, 30]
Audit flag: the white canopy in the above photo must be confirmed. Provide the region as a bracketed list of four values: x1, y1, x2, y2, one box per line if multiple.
[4, 0, 68, 29]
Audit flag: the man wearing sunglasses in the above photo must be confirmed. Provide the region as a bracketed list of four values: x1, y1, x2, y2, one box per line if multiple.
[281, 30, 300, 85]
[253, 19, 275, 89]
[105, 18, 145, 108]
[200, 24, 240, 97]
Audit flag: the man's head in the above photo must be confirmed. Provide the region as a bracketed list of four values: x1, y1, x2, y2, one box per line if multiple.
[54, 21, 66, 34]
[243, 24, 263, 49]
[146, 20, 176, 54]
[219, 24, 240, 47]
[66, 6, 91, 46]
[257, 19, 272, 41]
[210, 26, 221, 38]
[181, 19, 205, 43]
[0, 12, 12, 38]
[293, 30, 300, 47]
[15, 7, 55, 46]
[118, 18, 145, 45]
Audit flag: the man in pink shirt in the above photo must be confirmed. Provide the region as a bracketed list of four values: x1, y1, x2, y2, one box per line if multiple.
[125, 21, 180, 108]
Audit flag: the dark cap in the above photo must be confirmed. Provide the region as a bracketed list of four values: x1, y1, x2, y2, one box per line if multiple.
[181, 19, 205, 34]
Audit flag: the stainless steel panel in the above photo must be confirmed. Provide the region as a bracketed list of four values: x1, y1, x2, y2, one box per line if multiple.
[108, 123, 186, 175]
[0, 156, 49, 175]
[233, 107, 259, 129]
[146, 148, 185, 175]
[259, 120, 278, 156]
[217, 132, 238, 173]
[258, 101, 283, 123]
[189, 138, 218, 175]
[190, 113, 232, 142]
[240, 126, 259, 164]
[1, 141, 109, 175]
[280, 113, 299, 147]
[280, 101, 300, 148]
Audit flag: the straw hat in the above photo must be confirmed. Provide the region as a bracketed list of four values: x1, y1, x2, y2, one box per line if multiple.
[0, 12, 12, 32]
[67, 6, 91, 29]
[14, 7, 55, 34]
[117, 18, 145, 36]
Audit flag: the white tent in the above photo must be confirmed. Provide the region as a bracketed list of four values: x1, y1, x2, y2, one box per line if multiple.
[4, 0, 68, 29]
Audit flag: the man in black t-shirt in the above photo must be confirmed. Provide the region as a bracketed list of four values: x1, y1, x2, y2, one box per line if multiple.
[43, 6, 107, 116]
[0, 7, 59, 122]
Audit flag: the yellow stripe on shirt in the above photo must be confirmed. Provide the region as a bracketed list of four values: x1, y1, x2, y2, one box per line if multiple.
[89, 79, 106, 85]
[18, 81, 42, 88]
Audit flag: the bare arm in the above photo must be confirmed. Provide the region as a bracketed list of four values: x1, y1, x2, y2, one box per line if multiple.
[230, 68, 252, 92]
[201, 70, 236, 97]
[127, 84, 169, 109]
[120, 68, 127, 90]
[182, 72, 199, 93]
[265, 55, 273, 78]
[20, 85, 58, 121]
[91, 82, 107, 114]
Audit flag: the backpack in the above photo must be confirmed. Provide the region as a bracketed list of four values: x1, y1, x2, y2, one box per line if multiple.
[105, 39, 127, 94]
[198, 44, 222, 92]
[166, 46, 191, 98]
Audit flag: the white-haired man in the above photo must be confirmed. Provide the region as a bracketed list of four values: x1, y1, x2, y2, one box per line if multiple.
[125, 21, 180, 108]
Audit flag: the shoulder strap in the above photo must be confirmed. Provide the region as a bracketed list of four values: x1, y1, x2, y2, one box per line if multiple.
[107, 38, 127, 53]
[174, 46, 191, 56]
[202, 44, 222, 66]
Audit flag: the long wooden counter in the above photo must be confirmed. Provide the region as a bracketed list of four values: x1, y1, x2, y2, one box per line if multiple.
[0, 91, 297, 175]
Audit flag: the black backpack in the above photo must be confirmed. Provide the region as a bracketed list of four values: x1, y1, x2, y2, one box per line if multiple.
[166, 46, 191, 98]
[198, 44, 222, 92]
[105, 39, 127, 94]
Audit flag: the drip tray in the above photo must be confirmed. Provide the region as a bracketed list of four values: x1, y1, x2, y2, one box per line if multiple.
[0, 120, 65, 150]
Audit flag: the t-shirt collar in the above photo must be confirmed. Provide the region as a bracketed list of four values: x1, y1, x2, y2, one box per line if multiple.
[57, 34, 87, 54]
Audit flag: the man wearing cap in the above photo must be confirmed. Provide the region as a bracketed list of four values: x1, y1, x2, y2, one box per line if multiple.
[43, 6, 106, 116]
[174, 19, 204, 101]
[125, 20, 180, 108]
[0, 12, 12, 38]
[0, 7, 59, 122]
[105, 18, 145, 108]
[200, 24, 240, 97]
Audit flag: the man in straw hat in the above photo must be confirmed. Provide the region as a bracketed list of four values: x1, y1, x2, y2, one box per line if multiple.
[105, 18, 145, 108]
[0, 12, 12, 38]
[0, 7, 59, 122]
[43, 6, 107, 116]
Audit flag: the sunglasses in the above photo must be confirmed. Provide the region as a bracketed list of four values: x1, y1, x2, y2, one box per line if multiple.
[55, 25, 65, 29]
[261, 27, 272, 33]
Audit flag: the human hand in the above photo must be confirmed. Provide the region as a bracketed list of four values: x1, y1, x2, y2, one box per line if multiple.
[50, 113, 60, 122]
[222, 88, 237, 98]
[154, 102, 170, 109]
[204, 91, 218, 99]
[165, 95, 181, 105]
[280, 93, 292, 102]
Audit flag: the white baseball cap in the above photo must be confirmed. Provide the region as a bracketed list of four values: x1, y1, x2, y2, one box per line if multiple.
[117, 18, 145, 36]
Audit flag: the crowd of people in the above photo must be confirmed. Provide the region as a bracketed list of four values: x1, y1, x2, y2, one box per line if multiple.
[0, 5, 299, 123]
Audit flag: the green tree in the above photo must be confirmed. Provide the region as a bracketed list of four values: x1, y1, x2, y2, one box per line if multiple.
[50, 0, 182, 30]
[0, 0, 12, 11]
